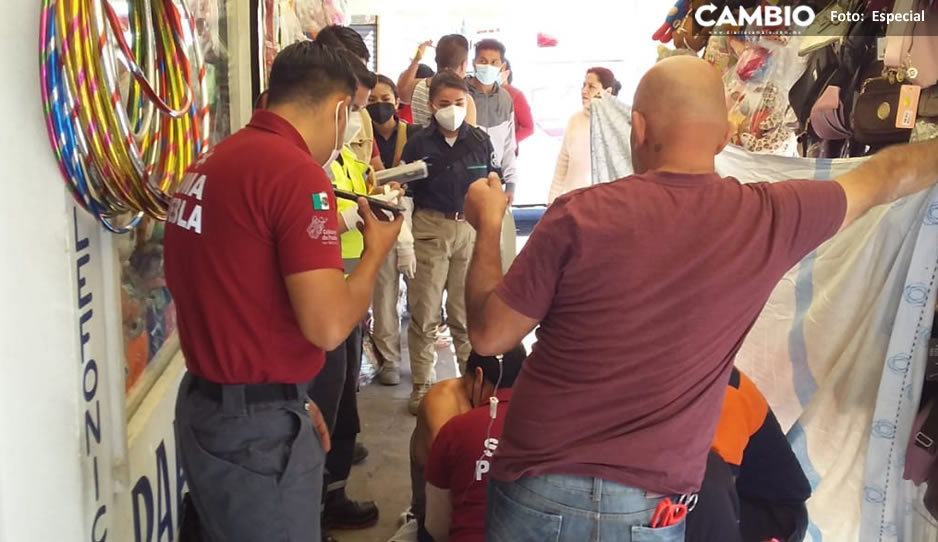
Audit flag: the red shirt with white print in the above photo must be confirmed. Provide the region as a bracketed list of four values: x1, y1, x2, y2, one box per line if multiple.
[425, 389, 512, 542]
[164, 110, 343, 384]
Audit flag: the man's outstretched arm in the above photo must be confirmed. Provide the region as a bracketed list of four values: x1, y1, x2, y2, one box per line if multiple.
[836, 138, 938, 231]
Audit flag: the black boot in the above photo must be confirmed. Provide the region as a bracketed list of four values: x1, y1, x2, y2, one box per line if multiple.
[323, 488, 379, 530]
[351, 442, 369, 466]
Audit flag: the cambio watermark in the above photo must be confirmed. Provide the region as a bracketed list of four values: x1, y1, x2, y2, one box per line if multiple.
[695, 4, 817, 30]
[692, 2, 933, 36]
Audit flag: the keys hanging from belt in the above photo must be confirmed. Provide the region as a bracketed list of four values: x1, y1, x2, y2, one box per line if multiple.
[675, 493, 698, 512]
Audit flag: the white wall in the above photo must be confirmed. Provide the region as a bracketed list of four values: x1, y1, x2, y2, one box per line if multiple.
[0, 1, 85, 541]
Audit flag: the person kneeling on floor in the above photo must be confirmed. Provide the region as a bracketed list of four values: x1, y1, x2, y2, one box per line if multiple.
[390, 345, 526, 542]
[687, 367, 811, 542]
[423, 346, 526, 542]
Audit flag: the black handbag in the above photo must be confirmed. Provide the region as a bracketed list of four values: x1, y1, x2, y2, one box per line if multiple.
[852, 72, 913, 146]
[789, 45, 840, 129]
[835, 18, 884, 123]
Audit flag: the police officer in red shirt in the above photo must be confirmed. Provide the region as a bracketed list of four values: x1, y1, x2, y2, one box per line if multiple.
[164, 41, 402, 542]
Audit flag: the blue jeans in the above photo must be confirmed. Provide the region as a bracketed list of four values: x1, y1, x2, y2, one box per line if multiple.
[486, 475, 686, 542]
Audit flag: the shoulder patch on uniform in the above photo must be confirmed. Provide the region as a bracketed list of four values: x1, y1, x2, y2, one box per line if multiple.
[312, 192, 330, 211]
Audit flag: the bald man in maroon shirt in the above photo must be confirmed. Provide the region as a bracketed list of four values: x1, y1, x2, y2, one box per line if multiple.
[462, 56, 938, 541]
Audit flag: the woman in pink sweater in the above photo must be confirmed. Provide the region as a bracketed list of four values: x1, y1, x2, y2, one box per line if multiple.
[547, 67, 621, 204]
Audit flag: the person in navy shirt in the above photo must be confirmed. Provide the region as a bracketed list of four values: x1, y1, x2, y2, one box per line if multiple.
[401, 71, 498, 416]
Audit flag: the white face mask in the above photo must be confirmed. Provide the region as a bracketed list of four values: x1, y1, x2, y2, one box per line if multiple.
[344, 109, 363, 144]
[434, 104, 467, 132]
[474, 64, 501, 86]
[323, 101, 345, 169]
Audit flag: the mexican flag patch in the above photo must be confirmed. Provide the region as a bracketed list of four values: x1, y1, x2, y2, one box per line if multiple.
[312, 192, 330, 211]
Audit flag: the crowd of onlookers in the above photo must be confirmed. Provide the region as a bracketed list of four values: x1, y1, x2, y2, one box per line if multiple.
[167, 21, 938, 542]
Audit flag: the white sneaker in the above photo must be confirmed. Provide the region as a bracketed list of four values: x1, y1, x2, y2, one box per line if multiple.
[398, 506, 415, 526]
[387, 518, 418, 542]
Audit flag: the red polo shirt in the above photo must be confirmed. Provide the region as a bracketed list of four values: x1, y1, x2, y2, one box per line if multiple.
[164, 111, 343, 384]
[425, 389, 512, 542]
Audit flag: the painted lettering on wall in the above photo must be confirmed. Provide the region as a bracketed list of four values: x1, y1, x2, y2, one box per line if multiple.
[75, 208, 108, 542]
[132, 440, 187, 542]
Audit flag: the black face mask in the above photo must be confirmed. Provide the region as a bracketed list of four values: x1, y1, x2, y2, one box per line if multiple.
[366, 102, 396, 124]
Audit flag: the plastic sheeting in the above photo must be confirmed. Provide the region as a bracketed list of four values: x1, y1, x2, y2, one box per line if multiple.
[591, 96, 938, 541]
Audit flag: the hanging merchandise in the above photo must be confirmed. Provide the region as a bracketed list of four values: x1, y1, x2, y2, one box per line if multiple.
[39, 0, 210, 233]
[724, 35, 805, 156]
[652, 0, 691, 44]
[798, 0, 866, 57]
[703, 33, 747, 74]
[672, 0, 715, 52]
[852, 62, 917, 147]
[884, 0, 938, 88]
[260, 0, 347, 85]
[789, 45, 839, 129]
[190, 0, 232, 144]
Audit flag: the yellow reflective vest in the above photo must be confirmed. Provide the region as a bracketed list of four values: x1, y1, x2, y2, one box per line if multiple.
[330, 146, 372, 269]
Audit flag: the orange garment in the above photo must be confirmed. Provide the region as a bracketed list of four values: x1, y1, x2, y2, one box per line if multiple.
[711, 368, 769, 467]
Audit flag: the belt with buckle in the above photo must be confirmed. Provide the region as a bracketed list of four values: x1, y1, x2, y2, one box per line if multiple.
[192, 375, 303, 405]
[442, 211, 466, 221]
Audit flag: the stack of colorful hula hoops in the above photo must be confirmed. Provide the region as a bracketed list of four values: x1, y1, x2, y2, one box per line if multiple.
[40, 0, 210, 233]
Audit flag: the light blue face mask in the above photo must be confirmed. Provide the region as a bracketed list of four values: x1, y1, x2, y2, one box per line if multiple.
[474, 64, 501, 85]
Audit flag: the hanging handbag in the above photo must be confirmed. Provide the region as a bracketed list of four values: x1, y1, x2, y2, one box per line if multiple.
[799, 0, 865, 56]
[811, 85, 852, 139]
[853, 73, 914, 145]
[835, 18, 884, 125]
[790, 46, 840, 129]
[920, 86, 938, 117]
[884, 0, 938, 87]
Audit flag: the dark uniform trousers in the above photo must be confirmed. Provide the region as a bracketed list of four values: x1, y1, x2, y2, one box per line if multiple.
[309, 324, 363, 495]
[175, 372, 324, 542]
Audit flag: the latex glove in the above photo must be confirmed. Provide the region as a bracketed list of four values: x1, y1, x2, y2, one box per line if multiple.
[397, 217, 414, 245]
[374, 184, 405, 204]
[370, 187, 405, 220]
[340, 205, 364, 233]
[397, 243, 416, 279]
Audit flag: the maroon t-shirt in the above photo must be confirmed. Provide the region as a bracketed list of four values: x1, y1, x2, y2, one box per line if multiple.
[425, 390, 512, 542]
[164, 111, 343, 384]
[492, 171, 846, 494]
